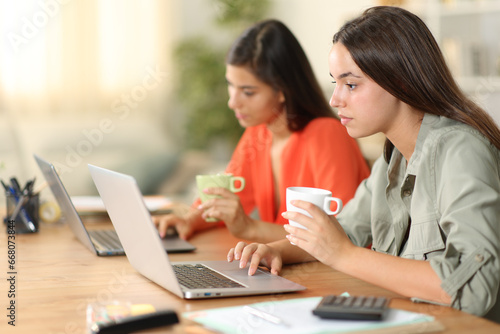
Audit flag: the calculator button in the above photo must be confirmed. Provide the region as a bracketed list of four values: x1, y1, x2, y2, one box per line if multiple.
[312, 295, 389, 321]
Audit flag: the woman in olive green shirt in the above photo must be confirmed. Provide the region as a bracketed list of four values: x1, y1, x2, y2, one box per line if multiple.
[227, 6, 500, 322]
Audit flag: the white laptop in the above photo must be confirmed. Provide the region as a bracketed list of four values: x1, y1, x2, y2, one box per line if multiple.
[34, 155, 195, 256]
[88, 164, 306, 299]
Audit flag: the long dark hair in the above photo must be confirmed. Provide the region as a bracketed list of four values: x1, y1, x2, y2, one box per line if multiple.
[333, 6, 500, 162]
[226, 19, 335, 131]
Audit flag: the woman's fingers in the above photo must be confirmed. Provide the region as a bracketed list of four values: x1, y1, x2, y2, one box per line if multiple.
[226, 242, 283, 276]
[227, 241, 248, 262]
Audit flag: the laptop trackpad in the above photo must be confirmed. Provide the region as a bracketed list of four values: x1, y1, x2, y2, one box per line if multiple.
[161, 235, 196, 253]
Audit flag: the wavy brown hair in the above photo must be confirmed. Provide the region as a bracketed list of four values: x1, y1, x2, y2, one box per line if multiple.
[227, 19, 335, 131]
[333, 6, 500, 162]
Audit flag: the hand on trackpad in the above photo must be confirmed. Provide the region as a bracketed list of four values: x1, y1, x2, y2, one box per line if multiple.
[164, 226, 178, 237]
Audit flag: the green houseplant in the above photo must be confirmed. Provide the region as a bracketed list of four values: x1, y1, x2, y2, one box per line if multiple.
[173, 0, 270, 150]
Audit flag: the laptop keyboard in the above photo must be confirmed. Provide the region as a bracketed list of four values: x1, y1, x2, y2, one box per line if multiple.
[89, 229, 122, 251]
[173, 264, 245, 289]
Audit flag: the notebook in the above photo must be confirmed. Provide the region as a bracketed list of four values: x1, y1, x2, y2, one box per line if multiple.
[88, 163, 306, 299]
[34, 155, 196, 256]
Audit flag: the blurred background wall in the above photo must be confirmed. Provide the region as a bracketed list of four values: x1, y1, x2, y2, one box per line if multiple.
[1, 0, 499, 205]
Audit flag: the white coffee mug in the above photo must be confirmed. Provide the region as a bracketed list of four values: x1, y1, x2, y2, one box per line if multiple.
[286, 187, 343, 230]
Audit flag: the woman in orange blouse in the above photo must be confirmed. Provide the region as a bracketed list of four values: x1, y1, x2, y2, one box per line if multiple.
[154, 19, 369, 243]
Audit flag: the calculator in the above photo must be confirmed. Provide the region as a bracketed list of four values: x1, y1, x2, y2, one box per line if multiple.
[312, 295, 389, 321]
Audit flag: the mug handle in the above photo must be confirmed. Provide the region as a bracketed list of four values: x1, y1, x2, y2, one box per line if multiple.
[324, 197, 343, 215]
[230, 176, 245, 193]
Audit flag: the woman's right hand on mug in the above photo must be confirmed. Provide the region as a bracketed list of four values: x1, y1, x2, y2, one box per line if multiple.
[227, 241, 283, 276]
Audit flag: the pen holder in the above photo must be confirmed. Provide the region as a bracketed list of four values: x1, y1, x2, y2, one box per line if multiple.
[4, 192, 40, 234]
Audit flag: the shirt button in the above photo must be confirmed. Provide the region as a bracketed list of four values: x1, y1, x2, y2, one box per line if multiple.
[403, 189, 412, 197]
[475, 254, 484, 262]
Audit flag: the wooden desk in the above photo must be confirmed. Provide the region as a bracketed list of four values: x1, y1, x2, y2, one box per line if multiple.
[1, 220, 499, 334]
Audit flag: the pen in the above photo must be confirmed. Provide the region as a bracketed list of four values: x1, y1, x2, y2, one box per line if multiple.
[23, 177, 36, 195]
[410, 297, 450, 307]
[1, 179, 9, 192]
[10, 177, 22, 194]
[33, 180, 48, 195]
[10, 194, 28, 222]
[243, 305, 290, 327]
[7, 185, 37, 233]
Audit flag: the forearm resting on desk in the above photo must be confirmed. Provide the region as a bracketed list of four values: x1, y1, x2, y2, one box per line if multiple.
[157, 202, 288, 243]
[231, 237, 451, 306]
[335, 246, 452, 305]
[236, 220, 289, 243]
[272, 238, 316, 264]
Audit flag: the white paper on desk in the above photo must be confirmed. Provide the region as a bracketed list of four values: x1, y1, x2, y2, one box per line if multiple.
[71, 195, 171, 212]
[183, 297, 435, 334]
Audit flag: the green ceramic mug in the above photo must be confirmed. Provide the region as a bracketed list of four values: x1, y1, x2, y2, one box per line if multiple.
[196, 174, 245, 222]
